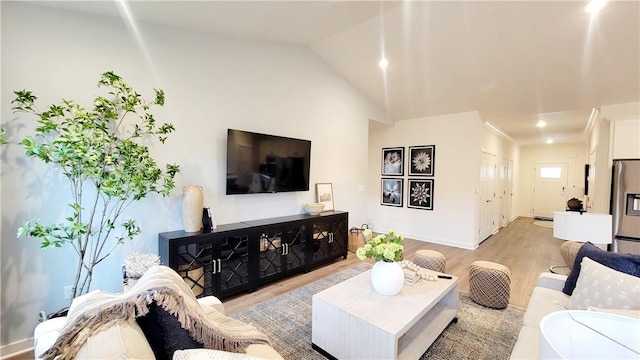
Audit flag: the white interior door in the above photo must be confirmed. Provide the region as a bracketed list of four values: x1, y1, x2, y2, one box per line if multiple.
[499, 157, 508, 227]
[480, 152, 497, 241]
[533, 163, 568, 219]
[506, 159, 513, 223]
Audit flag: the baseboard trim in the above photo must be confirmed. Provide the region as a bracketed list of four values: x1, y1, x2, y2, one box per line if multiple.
[0, 338, 33, 360]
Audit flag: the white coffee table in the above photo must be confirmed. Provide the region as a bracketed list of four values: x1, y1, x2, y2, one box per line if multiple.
[312, 269, 459, 359]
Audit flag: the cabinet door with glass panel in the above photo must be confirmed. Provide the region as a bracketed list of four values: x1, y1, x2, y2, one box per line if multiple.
[255, 221, 307, 285]
[307, 213, 348, 268]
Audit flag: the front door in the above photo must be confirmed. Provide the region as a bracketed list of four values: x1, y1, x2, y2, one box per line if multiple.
[533, 163, 568, 219]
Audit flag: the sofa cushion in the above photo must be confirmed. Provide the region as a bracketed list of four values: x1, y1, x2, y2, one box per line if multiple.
[587, 307, 640, 319]
[567, 257, 640, 310]
[509, 326, 539, 360]
[76, 322, 155, 360]
[522, 286, 569, 328]
[173, 349, 262, 360]
[562, 242, 640, 296]
[136, 301, 204, 360]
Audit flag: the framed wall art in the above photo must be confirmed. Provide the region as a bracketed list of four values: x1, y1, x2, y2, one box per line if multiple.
[381, 178, 404, 207]
[381, 147, 404, 176]
[316, 183, 334, 211]
[407, 179, 434, 210]
[408, 145, 435, 176]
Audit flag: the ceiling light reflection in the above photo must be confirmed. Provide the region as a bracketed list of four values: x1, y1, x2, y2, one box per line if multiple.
[536, 120, 547, 128]
[585, 0, 607, 14]
[379, 57, 389, 69]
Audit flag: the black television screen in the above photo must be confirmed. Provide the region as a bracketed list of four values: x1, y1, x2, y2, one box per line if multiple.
[226, 129, 311, 194]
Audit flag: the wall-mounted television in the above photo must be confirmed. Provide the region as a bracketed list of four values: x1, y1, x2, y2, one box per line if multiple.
[226, 129, 311, 195]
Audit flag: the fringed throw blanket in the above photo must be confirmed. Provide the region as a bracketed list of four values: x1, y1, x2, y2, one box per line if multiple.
[42, 266, 270, 360]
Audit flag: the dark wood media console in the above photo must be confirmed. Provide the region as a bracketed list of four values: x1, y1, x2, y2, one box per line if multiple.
[159, 211, 348, 300]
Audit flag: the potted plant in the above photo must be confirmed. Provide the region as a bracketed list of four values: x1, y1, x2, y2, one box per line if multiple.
[13, 71, 179, 298]
[355, 229, 405, 295]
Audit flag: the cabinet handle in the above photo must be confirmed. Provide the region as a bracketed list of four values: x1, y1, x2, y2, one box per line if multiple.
[212, 259, 217, 274]
[217, 259, 221, 272]
[285, 244, 289, 255]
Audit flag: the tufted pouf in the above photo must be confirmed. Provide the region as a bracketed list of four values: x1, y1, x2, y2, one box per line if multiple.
[413, 249, 446, 273]
[469, 261, 511, 309]
[560, 241, 583, 271]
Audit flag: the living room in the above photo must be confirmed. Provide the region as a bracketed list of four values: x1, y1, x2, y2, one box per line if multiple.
[1, 1, 639, 358]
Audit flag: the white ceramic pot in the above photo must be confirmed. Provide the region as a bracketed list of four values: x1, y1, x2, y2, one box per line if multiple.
[371, 260, 404, 296]
[182, 185, 203, 232]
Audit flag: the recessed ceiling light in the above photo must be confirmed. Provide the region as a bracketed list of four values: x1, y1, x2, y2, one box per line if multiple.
[536, 120, 547, 128]
[546, 138, 554, 144]
[585, 0, 607, 14]
[378, 57, 389, 69]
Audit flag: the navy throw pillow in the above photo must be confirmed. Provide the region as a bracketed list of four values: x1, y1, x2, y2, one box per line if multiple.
[136, 302, 203, 360]
[562, 242, 640, 295]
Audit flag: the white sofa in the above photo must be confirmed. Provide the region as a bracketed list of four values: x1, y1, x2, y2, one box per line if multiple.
[509, 272, 570, 359]
[34, 295, 283, 360]
[510, 256, 640, 359]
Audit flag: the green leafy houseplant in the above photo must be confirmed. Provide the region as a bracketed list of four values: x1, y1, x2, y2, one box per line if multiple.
[13, 71, 179, 298]
[355, 229, 404, 262]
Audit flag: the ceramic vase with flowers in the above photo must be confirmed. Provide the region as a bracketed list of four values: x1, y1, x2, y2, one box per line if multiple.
[356, 229, 405, 296]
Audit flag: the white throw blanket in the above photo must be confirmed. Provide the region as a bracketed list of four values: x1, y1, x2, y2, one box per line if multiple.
[42, 266, 270, 360]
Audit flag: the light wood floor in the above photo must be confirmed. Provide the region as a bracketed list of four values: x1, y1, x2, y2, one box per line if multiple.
[224, 216, 562, 314]
[9, 217, 560, 360]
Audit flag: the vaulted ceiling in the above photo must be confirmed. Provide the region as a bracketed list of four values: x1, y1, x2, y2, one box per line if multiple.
[34, 1, 640, 145]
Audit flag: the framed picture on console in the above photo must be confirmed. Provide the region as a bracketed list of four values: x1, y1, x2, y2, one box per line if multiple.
[408, 145, 435, 176]
[381, 178, 403, 207]
[382, 147, 404, 176]
[407, 179, 434, 210]
[316, 183, 334, 211]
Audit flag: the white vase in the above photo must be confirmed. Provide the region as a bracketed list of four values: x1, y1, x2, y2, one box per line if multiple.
[182, 185, 203, 232]
[371, 260, 404, 296]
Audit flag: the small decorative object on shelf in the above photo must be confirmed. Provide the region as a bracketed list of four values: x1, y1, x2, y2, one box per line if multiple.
[123, 252, 160, 290]
[399, 260, 437, 281]
[356, 229, 405, 295]
[304, 202, 325, 215]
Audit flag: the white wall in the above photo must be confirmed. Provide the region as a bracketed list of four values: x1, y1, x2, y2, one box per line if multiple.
[588, 101, 640, 213]
[367, 111, 483, 250]
[587, 110, 612, 213]
[516, 143, 588, 217]
[0, 2, 388, 348]
[481, 125, 520, 224]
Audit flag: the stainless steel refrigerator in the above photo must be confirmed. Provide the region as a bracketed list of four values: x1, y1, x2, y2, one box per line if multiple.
[611, 159, 640, 254]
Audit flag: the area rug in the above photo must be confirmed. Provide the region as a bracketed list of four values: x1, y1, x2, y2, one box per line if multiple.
[533, 220, 553, 229]
[231, 263, 525, 360]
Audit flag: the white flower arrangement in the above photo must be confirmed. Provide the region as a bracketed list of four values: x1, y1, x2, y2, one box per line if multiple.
[356, 229, 404, 262]
[124, 252, 160, 278]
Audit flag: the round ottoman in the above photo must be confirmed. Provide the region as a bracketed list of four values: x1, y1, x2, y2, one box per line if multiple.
[560, 241, 583, 271]
[469, 261, 511, 309]
[413, 249, 446, 273]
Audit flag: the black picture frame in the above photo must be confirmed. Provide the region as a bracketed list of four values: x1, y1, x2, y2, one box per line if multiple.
[408, 145, 435, 176]
[381, 178, 404, 207]
[381, 147, 404, 176]
[407, 179, 434, 210]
